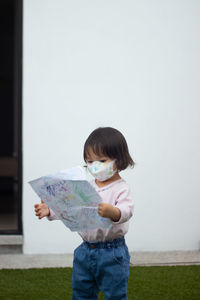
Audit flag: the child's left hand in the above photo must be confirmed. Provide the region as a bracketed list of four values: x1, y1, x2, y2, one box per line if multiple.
[98, 203, 121, 222]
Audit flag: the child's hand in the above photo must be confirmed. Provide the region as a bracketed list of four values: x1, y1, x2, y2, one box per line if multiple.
[98, 203, 121, 222]
[34, 201, 50, 219]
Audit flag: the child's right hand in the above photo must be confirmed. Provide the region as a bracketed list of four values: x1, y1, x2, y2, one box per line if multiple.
[34, 201, 50, 219]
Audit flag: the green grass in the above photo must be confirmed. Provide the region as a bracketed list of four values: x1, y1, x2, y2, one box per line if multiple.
[0, 266, 199, 299]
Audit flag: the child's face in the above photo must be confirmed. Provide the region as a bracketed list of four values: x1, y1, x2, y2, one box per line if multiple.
[85, 148, 118, 182]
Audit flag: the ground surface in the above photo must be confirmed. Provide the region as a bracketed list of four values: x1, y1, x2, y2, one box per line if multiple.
[0, 266, 199, 299]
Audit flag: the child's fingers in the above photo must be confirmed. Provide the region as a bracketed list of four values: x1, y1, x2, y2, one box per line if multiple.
[35, 207, 40, 213]
[35, 208, 42, 216]
[34, 204, 42, 210]
[37, 213, 43, 219]
[34, 203, 47, 219]
[39, 213, 44, 219]
[35, 204, 44, 210]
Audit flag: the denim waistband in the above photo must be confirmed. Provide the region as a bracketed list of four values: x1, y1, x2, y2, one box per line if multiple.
[83, 237, 125, 249]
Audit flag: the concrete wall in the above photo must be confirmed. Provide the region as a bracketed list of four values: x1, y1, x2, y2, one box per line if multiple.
[23, 0, 200, 253]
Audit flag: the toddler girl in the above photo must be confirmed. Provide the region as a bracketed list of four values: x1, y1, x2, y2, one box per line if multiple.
[34, 127, 134, 300]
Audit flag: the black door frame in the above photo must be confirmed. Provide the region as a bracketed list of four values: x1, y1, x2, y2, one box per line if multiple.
[0, 0, 23, 235]
[16, 0, 23, 236]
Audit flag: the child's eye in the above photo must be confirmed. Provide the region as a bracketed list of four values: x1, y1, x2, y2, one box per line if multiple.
[87, 161, 93, 164]
[100, 160, 106, 163]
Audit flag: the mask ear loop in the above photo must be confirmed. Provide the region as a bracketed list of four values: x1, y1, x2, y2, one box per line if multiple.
[113, 159, 118, 173]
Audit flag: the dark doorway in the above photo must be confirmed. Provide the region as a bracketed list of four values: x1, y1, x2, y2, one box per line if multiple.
[0, 0, 22, 234]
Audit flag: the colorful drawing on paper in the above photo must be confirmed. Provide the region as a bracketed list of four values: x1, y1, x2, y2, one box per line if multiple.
[29, 166, 112, 231]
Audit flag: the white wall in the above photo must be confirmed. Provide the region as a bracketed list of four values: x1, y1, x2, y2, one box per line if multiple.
[23, 0, 200, 253]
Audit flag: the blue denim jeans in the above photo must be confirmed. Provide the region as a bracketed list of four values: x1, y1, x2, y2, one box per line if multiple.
[72, 237, 130, 300]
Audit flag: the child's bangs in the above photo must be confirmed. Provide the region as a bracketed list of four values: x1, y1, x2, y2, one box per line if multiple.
[84, 142, 107, 160]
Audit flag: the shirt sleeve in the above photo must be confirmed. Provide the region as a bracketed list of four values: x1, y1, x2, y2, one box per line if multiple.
[47, 208, 59, 221]
[112, 184, 133, 225]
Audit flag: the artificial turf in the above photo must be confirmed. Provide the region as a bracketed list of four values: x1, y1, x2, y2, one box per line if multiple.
[0, 266, 199, 299]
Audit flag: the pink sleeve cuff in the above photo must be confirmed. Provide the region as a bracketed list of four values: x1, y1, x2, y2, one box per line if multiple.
[47, 208, 59, 221]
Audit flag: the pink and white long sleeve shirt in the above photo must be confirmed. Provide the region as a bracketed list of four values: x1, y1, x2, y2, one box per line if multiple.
[48, 178, 133, 242]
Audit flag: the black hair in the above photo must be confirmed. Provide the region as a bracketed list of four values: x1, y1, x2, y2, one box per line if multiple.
[83, 127, 134, 171]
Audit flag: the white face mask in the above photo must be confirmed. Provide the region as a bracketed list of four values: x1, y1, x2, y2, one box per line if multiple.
[87, 160, 116, 181]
